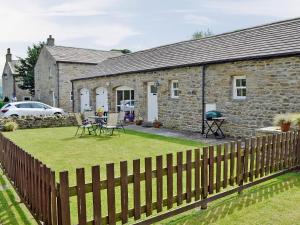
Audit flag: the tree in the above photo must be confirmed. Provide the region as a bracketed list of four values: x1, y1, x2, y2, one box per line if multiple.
[192, 29, 213, 40]
[111, 49, 131, 54]
[15, 43, 44, 96]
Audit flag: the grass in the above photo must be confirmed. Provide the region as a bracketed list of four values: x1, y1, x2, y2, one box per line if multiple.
[3, 127, 205, 185]
[0, 169, 37, 225]
[3, 127, 206, 224]
[165, 172, 300, 225]
[3, 127, 300, 224]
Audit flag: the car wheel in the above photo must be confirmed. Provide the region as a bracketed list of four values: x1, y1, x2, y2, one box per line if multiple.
[10, 114, 19, 119]
[54, 112, 62, 116]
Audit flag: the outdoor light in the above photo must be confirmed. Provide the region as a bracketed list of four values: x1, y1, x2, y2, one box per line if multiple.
[154, 80, 160, 87]
[106, 81, 110, 86]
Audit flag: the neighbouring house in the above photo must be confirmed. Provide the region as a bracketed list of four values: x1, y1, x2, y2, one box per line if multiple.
[71, 17, 300, 137]
[34, 35, 123, 112]
[2, 48, 31, 101]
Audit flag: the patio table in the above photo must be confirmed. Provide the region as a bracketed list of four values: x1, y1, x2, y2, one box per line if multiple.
[204, 117, 226, 139]
[88, 116, 108, 134]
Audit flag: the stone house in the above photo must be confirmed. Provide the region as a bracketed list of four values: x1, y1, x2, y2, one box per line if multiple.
[34, 35, 123, 112]
[72, 18, 300, 137]
[2, 48, 30, 101]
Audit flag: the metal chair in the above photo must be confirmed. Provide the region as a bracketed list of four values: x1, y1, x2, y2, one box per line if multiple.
[117, 111, 126, 133]
[102, 113, 119, 135]
[74, 113, 96, 136]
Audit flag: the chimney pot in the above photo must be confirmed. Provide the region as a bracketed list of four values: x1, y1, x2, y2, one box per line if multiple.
[6, 48, 12, 62]
[46, 35, 55, 46]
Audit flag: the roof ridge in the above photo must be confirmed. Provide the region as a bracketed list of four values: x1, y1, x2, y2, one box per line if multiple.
[45, 45, 117, 53]
[101, 16, 300, 61]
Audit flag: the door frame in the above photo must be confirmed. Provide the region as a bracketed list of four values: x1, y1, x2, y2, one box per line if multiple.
[147, 82, 158, 122]
[80, 88, 90, 112]
[95, 87, 108, 111]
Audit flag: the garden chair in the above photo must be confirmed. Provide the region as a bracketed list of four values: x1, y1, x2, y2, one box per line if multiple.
[74, 113, 96, 136]
[117, 111, 126, 133]
[102, 113, 119, 135]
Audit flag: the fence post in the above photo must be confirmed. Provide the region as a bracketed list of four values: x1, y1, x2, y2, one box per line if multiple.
[59, 171, 71, 225]
[201, 147, 208, 209]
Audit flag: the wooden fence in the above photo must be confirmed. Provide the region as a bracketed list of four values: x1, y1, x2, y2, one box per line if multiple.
[0, 131, 300, 225]
[0, 133, 57, 225]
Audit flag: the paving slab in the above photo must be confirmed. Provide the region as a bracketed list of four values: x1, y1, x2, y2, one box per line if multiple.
[126, 125, 234, 145]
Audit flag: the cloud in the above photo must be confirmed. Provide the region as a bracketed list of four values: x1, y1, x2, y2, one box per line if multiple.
[184, 15, 212, 25]
[47, 0, 115, 16]
[0, 0, 138, 47]
[203, 0, 300, 18]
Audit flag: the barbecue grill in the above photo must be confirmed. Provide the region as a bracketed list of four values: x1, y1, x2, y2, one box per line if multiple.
[205, 110, 222, 120]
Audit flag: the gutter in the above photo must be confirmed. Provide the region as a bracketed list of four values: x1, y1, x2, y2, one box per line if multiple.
[201, 65, 206, 134]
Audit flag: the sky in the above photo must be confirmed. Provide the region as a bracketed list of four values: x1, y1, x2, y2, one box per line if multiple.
[1, 0, 300, 73]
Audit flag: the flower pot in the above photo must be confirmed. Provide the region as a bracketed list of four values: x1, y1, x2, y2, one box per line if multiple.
[280, 122, 291, 132]
[153, 123, 161, 128]
[135, 120, 143, 125]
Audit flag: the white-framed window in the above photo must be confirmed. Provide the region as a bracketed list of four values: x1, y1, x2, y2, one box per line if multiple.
[171, 80, 179, 98]
[116, 86, 134, 112]
[49, 66, 52, 79]
[233, 76, 246, 99]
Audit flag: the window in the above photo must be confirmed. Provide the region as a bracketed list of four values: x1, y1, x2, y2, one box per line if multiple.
[49, 66, 52, 79]
[116, 86, 134, 112]
[15, 103, 32, 108]
[171, 80, 179, 98]
[233, 76, 246, 99]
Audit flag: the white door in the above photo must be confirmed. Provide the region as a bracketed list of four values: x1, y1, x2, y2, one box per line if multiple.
[96, 87, 108, 112]
[147, 82, 158, 122]
[80, 88, 90, 112]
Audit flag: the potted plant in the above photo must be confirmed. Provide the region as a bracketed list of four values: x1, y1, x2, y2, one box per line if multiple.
[153, 119, 162, 128]
[293, 114, 300, 129]
[96, 107, 105, 117]
[135, 114, 143, 125]
[273, 114, 292, 132]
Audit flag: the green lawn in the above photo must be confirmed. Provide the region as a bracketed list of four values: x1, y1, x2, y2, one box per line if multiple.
[3, 127, 205, 185]
[0, 170, 37, 225]
[165, 172, 300, 225]
[4, 127, 300, 225]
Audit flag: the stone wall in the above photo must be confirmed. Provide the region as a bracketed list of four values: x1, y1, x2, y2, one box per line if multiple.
[2, 63, 30, 101]
[0, 114, 77, 129]
[73, 66, 204, 132]
[34, 47, 98, 112]
[72, 56, 300, 137]
[205, 56, 300, 137]
[34, 47, 58, 107]
[58, 63, 97, 112]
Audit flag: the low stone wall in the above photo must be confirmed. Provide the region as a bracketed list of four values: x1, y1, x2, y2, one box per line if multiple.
[0, 114, 77, 129]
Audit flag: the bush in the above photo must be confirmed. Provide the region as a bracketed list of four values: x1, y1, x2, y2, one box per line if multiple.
[3, 121, 18, 132]
[0, 101, 5, 109]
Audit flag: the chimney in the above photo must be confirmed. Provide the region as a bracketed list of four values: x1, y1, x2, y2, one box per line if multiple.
[6, 48, 12, 62]
[46, 35, 55, 46]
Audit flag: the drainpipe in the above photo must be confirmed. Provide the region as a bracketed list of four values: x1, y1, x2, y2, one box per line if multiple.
[71, 80, 75, 112]
[201, 65, 207, 134]
[57, 63, 60, 108]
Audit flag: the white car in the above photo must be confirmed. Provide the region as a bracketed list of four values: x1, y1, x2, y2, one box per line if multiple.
[120, 100, 135, 112]
[0, 101, 64, 118]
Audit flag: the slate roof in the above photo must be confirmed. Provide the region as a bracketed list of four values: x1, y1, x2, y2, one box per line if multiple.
[45, 46, 123, 64]
[8, 60, 21, 74]
[75, 17, 300, 80]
